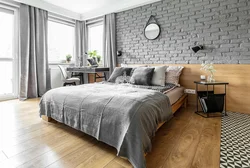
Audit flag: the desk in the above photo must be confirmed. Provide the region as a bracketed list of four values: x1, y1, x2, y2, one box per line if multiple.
[194, 81, 229, 118]
[67, 67, 110, 83]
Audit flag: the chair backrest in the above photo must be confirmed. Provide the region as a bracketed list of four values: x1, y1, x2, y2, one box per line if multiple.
[58, 65, 68, 79]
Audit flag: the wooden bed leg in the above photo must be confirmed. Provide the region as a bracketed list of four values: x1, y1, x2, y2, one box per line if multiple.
[184, 96, 188, 108]
[42, 115, 52, 122]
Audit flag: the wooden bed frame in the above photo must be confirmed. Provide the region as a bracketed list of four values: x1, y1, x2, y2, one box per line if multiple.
[42, 93, 188, 125]
[41, 93, 188, 160]
[157, 93, 187, 130]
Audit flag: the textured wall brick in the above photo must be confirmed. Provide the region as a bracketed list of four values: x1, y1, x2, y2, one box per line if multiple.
[116, 0, 250, 64]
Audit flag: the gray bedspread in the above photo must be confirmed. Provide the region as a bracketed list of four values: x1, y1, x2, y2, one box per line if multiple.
[39, 82, 173, 168]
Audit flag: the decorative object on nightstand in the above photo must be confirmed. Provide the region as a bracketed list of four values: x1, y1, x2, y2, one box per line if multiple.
[201, 62, 216, 82]
[200, 75, 206, 81]
[194, 81, 229, 118]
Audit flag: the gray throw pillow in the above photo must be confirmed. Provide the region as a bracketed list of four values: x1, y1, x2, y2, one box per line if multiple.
[129, 67, 155, 85]
[107, 67, 132, 83]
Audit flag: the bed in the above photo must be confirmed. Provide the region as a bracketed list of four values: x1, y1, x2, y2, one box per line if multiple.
[39, 66, 187, 168]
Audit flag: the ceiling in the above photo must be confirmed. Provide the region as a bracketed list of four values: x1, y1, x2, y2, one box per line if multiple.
[39, 0, 161, 19]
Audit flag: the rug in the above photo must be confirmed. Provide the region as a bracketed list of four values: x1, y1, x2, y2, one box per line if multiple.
[220, 112, 250, 168]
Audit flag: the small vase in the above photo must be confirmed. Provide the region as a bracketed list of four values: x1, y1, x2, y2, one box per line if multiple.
[207, 74, 215, 82]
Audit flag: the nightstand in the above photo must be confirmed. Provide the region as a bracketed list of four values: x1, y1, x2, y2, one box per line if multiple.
[194, 81, 229, 118]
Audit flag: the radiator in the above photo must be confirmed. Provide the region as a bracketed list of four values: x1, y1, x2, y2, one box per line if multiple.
[50, 66, 63, 89]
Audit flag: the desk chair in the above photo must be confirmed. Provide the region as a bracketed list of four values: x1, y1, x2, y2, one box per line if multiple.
[71, 72, 84, 84]
[58, 65, 80, 86]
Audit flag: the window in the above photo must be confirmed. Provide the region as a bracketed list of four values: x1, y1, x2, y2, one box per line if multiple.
[0, 7, 18, 100]
[87, 22, 103, 65]
[48, 19, 74, 63]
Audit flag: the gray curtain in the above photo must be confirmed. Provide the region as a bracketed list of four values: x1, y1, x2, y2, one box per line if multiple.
[19, 4, 51, 100]
[75, 20, 88, 83]
[74, 20, 87, 66]
[103, 13, 117, 74]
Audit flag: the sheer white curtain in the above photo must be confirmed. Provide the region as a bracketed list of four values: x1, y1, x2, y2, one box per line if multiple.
[19, 4, 50, 100]
[103, 13, 117, 74]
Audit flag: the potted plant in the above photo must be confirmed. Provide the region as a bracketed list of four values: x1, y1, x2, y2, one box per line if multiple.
[200, 62, 216, 82]
[66, 54, 72, 63]
[88, 50, 101, 63]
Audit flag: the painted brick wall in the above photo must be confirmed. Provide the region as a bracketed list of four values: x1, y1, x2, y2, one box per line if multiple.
[116, 0, 250, 64]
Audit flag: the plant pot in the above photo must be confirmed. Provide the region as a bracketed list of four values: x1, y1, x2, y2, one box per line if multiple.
[97, 57, 101, 63]
[66, 59, 71, 63]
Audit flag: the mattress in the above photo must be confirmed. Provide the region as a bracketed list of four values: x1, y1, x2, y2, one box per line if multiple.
[165, 86, 185, 105]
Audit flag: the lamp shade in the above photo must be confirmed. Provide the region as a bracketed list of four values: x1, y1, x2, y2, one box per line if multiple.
[117, 51, 122, 56]
[192, 45, 204, 53]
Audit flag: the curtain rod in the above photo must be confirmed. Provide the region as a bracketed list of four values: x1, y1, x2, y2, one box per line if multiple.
[0, 0, 20, 9]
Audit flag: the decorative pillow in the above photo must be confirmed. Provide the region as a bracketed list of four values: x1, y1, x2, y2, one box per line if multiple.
[115, 76, 131, 84]
[151, 66, 168, 86]
[129, 67, 155, 86]
[165, 66, 184, 86]
[107, 67, 132, 83]
[121, 64, 147, 76]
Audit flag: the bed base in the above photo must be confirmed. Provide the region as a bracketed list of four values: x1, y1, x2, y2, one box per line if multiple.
[41, 115, 52, 122]
[157, 93, 187, 130]
[41, 94, 188, 160]
[42, 94, 188, 125]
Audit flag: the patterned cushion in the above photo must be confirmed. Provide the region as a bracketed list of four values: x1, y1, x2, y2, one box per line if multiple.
[165, 66, 184, 86]
[115, 76, 131, 84]
[107, 67, 132, 83]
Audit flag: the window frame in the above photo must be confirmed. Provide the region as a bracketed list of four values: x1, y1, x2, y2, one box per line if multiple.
[0, 3, 19, 101]
[48, 14, 75, 64]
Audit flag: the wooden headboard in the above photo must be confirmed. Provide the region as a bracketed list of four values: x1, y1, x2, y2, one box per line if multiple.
[123, 64, 250, 114]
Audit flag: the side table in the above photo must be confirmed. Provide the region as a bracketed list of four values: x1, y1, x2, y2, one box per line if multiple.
[194, 81, 229, 118]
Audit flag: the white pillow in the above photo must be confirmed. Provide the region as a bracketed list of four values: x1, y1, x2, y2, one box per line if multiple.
[151, 66, 168, 86]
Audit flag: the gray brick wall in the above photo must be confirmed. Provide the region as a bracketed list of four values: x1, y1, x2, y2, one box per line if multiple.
[116, 0, 250, 64]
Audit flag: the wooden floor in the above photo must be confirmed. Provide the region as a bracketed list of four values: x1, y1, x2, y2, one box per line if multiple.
[0, 99, 221, 168]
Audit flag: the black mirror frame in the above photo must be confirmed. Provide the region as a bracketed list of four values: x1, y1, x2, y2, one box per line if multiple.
[144, 15, 161, 40]
[144, 23, 161, 40]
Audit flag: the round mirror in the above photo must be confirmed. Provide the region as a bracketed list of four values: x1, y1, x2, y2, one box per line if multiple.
[144, 23, 161, 40]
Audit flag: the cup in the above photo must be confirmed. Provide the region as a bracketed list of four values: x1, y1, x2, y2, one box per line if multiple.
[200, 75, 206, 80]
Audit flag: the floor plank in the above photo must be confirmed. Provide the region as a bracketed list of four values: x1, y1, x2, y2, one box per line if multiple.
[191, 118, 221, 168]
[162, 113, 205, 168]
[0, 98, 221, 168]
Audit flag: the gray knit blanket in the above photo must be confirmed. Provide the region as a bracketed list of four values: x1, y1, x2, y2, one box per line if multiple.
[39, 82, 173, 168]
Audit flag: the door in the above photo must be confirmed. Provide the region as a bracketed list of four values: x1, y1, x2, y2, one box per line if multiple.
[0, 6, 18, 101]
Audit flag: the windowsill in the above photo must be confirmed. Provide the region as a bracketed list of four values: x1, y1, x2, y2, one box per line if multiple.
[49, 62, 75, 66]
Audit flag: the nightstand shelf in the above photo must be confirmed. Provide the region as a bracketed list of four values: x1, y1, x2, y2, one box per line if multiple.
[194, 81, 229, 118]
